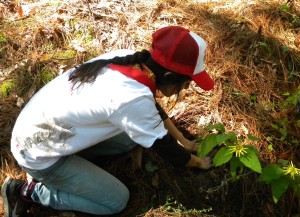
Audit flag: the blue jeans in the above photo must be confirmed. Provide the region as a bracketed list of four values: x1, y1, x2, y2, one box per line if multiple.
[24, 133, 137, 215]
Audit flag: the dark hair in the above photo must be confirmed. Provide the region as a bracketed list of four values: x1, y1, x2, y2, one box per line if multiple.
[144, 57, 191, 93]
[69, 49, 191, 93]
[69, 50, 150, 87]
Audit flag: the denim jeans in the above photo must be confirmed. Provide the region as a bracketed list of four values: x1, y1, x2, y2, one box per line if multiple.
[24, 133, 137, 215]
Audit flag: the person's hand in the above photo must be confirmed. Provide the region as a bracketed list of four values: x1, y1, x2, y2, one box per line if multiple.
[186, 154, 212, 170]
[178, 138, 198, 152]
[197, 156, 212, 170]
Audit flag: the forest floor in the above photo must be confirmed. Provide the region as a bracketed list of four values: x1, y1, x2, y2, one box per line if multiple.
[1, 0, 300, 216]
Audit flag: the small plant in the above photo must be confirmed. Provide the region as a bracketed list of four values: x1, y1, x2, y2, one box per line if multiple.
[271, 118, 288, 141]
[40, 67, 56, 84]
[280, 3, 300, 28]
[291, 14, 300, 28]
[280, 4, 290, 13]
[0, 80, 15, 97]
[258, 41, 271, 53]
[198, 123, 300, 204]
[280, 86, 300, 109]
[268, 87, 300, 141]
[197, 123, 262, 180]
[163, 196, 212, 215]
[258, 160, 300, 203]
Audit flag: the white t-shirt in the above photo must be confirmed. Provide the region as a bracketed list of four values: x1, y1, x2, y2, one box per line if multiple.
[11, 50, 168, 170]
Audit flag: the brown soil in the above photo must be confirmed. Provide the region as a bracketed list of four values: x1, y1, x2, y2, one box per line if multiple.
[22, 147, 299, 217]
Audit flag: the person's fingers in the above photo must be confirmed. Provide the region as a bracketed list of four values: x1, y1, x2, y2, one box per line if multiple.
[200, 157, 212, 169]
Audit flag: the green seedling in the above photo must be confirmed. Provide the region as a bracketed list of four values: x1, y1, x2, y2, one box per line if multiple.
[198, 124, 300, 203]
[163, 196, 212, 215]
[197, 123, 262, 180]
[259, 161, 300, 203]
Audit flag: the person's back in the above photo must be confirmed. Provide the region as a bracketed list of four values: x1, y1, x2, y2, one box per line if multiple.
[12, 49, 165, 170]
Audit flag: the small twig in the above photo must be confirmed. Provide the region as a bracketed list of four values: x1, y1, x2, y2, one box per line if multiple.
[81, 0, 93, 16]
[173, 180, 183, 193]
[207, 172, 252, 193]
[77, 8, 118, 20]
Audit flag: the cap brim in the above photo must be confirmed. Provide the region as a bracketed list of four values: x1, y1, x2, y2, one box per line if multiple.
[192, 70, 214, 91]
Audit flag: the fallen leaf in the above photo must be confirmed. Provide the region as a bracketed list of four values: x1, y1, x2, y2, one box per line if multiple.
[17, 6, 23, 17]
[16, 97, 25, 107]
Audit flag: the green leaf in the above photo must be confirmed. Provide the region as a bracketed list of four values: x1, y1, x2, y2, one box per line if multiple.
[224, 140, 235, 146]
[278, 159, 289, 167]
[291, 179, 300, 198]
[227, 131, 237, 142]
[247, 134, 260, 141]
[216, 134, 230, 145]
[267, 144, 274, 152]
[230, 157, 244, 179]
[258, 41, 271, 52]
[213, 147, 233, 166]
[280, 4, 290, 12]
[145, 161, 158, 173]
[282, 92, 290, 96]
[258, 164, 283, 183]
[250, 95, 257, 102]
[198, 134, 218, 157]
[248, 145, 259, 154]
[206, 123, 225, 133]
[239, 148, 262, 173]
[271, 176, 290, 203]
[281, 46, 289, 52]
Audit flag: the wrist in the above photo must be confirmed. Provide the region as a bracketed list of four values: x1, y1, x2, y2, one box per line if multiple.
[185, 154, 200, 168]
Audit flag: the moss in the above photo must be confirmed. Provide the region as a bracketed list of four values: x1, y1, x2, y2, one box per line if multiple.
[75, 30, 94, 45]
[0, 80, 15, 97]
[0, 31, 7, 43]
[55, 50, 76, 59]
[40, 67, 56, 84]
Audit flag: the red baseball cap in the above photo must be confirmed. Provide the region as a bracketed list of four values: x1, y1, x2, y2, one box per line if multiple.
[150, 26, 214, 91]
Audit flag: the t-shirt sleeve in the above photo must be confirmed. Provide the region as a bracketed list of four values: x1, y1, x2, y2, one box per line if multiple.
[109, 96, 168, 148]
[151, 133, 191, 167]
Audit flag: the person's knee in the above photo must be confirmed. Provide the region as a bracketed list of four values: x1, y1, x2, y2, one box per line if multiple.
[111, 187, 130, 213]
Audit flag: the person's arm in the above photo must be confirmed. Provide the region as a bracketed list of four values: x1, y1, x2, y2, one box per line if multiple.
[185, 154, 211, 169]
[163, 118, 198, 152]
[155, 102, 198, 152]
[151, 133, 211, 169]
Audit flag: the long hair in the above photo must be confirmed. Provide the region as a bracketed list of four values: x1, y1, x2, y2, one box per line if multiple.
[69, 49, 191, 93]
[69, 50, 150, 87]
